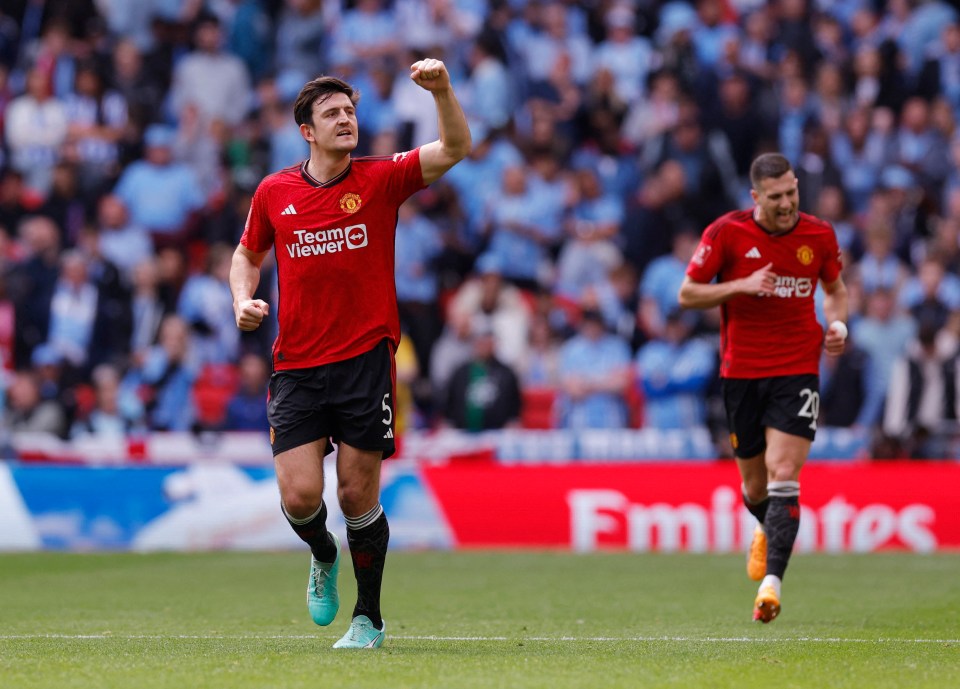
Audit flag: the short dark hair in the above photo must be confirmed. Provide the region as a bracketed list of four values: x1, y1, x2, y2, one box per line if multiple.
[749, 153, 793, 188]
[293, 76, 359, 126]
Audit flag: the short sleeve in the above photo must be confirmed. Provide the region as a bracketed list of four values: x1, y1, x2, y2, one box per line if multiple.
[686, 224, 725, 283]
[386, 147, 426, 204]
[240, 182, 275, 253]
[820, 226, 843, 284]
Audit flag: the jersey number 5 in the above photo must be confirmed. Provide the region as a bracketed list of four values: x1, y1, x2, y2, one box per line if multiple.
[381, 393, 393, 426]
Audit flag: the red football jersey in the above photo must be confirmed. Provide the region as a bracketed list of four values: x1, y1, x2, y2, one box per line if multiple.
[686, 209, 843, 378]
[241, 150, 425, 370]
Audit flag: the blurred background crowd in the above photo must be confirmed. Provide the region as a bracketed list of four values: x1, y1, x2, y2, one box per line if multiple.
[1, 0, 959, 459]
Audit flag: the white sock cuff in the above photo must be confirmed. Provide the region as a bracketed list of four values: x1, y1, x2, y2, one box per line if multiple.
[344, 503, 384, 531]
[767, 481, 800, 498]
[283, 500, 323, 525]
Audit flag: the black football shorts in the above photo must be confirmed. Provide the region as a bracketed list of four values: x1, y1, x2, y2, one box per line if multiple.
[721, 374, 820, 459]
[267, 339, 397, 458]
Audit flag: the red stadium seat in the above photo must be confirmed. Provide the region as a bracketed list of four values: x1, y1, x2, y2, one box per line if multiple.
[193, 363, 240, 429]
[521, 387, 557, 429]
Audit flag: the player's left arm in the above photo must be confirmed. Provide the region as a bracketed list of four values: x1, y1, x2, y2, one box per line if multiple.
[822, 276, 848, 356]
[411, 58, 472, 185]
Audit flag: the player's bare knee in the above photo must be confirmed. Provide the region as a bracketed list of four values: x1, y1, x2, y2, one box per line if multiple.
[337, 481, 377, 517]
[281, 487, 323, 519]
[743, 481, 768, 504]
[765, 458, 803, 483]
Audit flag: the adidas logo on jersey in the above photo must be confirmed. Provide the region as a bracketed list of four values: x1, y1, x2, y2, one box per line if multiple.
[383, 428, 394, 439]
[745, 247, 762, 258]
[280, 204, 297, 215]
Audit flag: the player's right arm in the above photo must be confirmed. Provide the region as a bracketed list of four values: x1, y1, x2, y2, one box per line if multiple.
[230, 243, 270, 331]
[678, 262, 778, 310]
[411, 58, 472, 185]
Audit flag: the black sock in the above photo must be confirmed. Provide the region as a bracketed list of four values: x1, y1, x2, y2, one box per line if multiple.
[764, 493, 801, 579]
[345, 504, 389, 630]
[742, 486, 770, 524]
[283, 501, 337, 563]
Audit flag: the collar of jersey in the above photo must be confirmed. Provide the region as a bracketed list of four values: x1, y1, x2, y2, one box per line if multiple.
[752, 211, 800, 237]
[300, 159, 351, 188]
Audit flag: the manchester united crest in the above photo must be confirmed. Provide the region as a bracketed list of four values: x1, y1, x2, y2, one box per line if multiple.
[340, 192, 362, 213]
[797, 245, 814, 266]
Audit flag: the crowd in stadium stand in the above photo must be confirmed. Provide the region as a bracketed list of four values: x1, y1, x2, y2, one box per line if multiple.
[1, 0, 959, 459]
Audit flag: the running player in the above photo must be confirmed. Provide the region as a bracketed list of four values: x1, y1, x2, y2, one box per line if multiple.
[230, 59, 470, 648]
[678, 152, 849, 623]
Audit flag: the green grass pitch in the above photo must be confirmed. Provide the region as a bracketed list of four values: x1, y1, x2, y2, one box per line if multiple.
[1, 551, 958, 688]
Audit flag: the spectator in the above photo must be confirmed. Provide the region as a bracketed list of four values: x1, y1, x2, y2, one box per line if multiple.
[6, 215, 61, 368]
[634, 308, 715, 430]
[109, 38, 166, 133]
[218, 0, 273, 82]
[38, 162, 90, 246]
[395, 197, 443, 383]
[428, 308, 474, 414]
[45, 249, 100, 370]
[4, 66, 68, 196]
[622, 69, 682, 152]
[443, 315, 522, 432]
[112, 124, 206, 246]
[882, 314, 960, 458]
[70, 362, 136, 438]
[516, 313, 562, 390]
[446, 252, 532, 369]
[852, 216, 910, 296]
[704, 69, 771, 190]
[637, 227, 699, 341]
[819, 330, 872, 429]
[481, 163, 561, 291]
[640, 99, 739, 226]
[518, 2, 593, 88]
[892, 96, 951, 204]
[176, 242, 239, 366]
[121, 313, 198, 432]
[128, 257, 168, 359]
[330, 0, 399, 80]
[593, 4, 654, 105]
[556, 306, 632, 429]
[462, 31, 514, 134]
[62, 61, 128, 196]
[441, 123, 523, 252]
[223, 352, 269, 431]
[168, 13, 253, 128]
[898, 253, 960, 316]
[95, 194, 154, 284]
[554, 166, 625, 302]
[829, 106, 892, 216]
[4, 369, 67, 438]
[851, 287, 916, 429]
[274, 0, 330, 77]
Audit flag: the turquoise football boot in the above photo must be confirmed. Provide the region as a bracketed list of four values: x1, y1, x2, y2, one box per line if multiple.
[332, 615, 386, 649]
[306, 532, 340, 626]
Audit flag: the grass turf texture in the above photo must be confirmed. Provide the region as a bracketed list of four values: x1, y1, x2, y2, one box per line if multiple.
[1, 551, 958, 689]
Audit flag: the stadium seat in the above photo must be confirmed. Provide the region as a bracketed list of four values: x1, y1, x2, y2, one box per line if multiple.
[521, 387, 557, 429]
[193, 363, 240, 429]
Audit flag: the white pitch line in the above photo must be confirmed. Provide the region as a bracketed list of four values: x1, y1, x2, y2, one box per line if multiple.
[0, 634, 957, 644]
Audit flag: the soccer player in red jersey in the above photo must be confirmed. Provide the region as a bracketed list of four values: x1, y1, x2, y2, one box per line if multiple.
[229, 59, 470, 648]
[678, 153, 849, 623]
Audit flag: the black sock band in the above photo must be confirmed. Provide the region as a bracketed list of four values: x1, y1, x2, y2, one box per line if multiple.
[283, 501, 337, 563]
[741, 484, 770, 524]
[764, 493, 801, 579]
[346, 506, 389, 630]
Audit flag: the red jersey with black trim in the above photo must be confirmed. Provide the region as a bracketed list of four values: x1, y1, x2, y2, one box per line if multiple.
[686, 209, 843, 379]
[241, 149, 425, 370]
